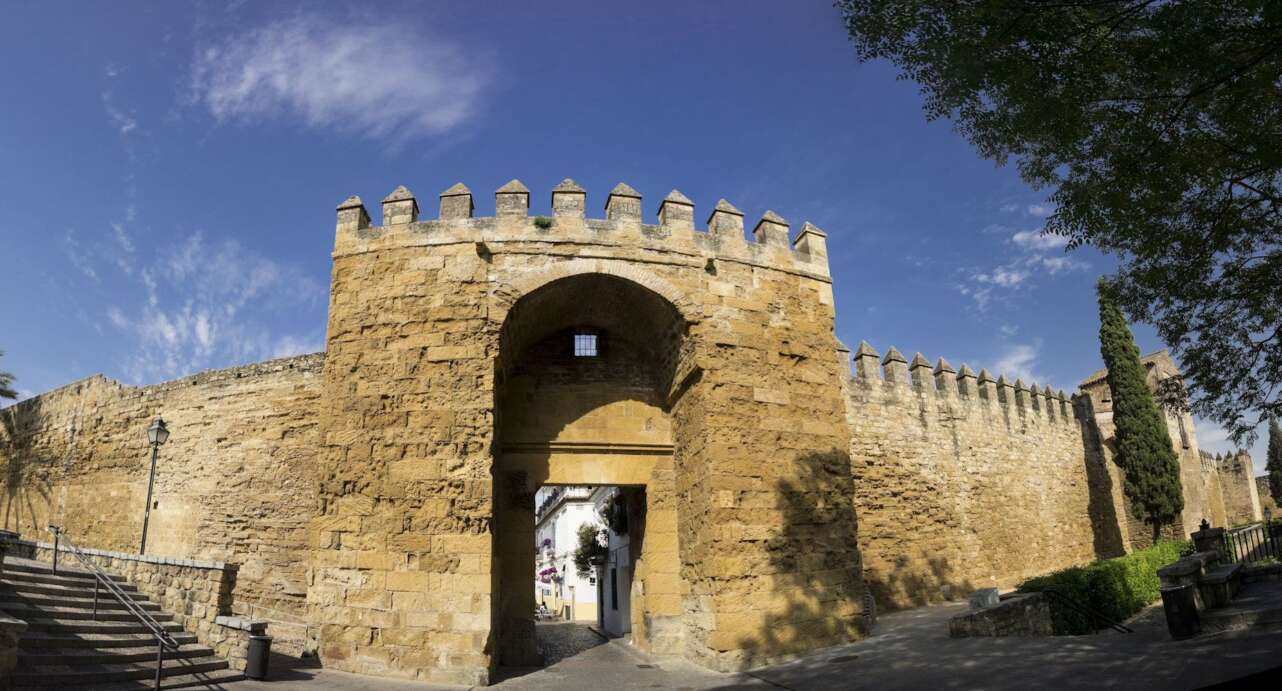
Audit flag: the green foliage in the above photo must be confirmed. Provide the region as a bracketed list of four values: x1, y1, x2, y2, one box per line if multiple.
[836, 1, 1282, 444]
[1268, 418, 1282, 506]
[0, 350, 16, 401]
[572, 523, 606, 578]
[1098, 282, 1184, 539]
[533, 215, 553, 230]
[1019, 540, 1190, 635]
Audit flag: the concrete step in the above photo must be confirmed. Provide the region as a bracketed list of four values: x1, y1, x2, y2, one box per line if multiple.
[1201, 603, 1282, 633]
[20, 644, 217, 666]
[0, 590, 163, 612]
[4, 556, 245, 688]
[18, 631, 200, 649]
[1, 569, 139, 592]
[4, 558, 130, 585]
[19, 618, 185, 635]
[0, 579, 142, 599]
[0, 602, 173, 622]
[11, 655, 231, 687]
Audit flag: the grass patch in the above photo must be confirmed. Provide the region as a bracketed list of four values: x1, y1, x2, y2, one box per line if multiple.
[1017, 540, 1190, 635]
[533, 215, 553, 229]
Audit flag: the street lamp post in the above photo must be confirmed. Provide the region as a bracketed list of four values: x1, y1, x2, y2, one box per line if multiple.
[139, 417, 169, 555]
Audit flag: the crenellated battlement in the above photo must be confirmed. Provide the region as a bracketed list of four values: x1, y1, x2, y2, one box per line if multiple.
[847, 341, 1078, 424]
[332, 180, 831, 281]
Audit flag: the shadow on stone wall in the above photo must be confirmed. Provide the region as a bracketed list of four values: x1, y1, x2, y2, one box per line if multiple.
[734, 450, 865, 670]
[864, 552, 973, 610]
[1082, 432, 1126, 559]
[0, 398, 54, 535]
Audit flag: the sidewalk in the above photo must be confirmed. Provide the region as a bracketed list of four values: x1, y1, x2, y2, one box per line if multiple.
[235, 603, 1282, 690]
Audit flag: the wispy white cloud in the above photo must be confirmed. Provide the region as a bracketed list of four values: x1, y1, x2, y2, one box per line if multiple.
[1027, 203, 1053, 217]
[104, 232, 324, 384]
[62, 231, 98, 282]
[102, 66, 142, 274]
[991, 342, 1045, 384]
[958, 221, 1089, 309]
[107, 306, 129, 330]
[102, 96, 138, 136]
[188, 13, 490, 144]
[1011, 229, 1068, 252]
[975, 266, 1029, 288]
[1039, 255, 1088, 274]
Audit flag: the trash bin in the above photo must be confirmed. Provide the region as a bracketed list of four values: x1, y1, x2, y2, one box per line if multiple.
[245, 635, 272, 680]
[1160, 584, 1200, 640]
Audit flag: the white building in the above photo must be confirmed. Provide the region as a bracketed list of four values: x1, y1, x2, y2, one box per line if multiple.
[533, 486, 600, 622]
[590, 486, 632, 638]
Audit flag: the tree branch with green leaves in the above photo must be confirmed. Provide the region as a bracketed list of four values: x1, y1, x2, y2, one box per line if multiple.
[0, 350, 17, 401]
[837, 0, 1282, 443]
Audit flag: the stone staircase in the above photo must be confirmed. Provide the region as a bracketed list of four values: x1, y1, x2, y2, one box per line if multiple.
[1, 557, 244, 689]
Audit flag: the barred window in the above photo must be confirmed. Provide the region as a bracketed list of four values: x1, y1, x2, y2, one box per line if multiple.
[573, 332, 598, 357]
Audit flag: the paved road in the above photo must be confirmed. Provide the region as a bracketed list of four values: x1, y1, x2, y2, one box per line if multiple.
[234, 602, 1282, 690]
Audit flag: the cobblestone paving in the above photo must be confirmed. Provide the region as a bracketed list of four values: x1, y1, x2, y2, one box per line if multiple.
[535, 621, 607, 666]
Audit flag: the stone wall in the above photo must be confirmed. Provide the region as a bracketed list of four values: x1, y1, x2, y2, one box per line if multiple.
[0, 354, 323, 652]
[846, 345, 1121, 610]
[947, 593, 1052, 638]
[845, 346, 1258, 613]
[1218, 452, 1263, 525]
[1194, 453, 1230, 533]
[1256, 476, 1280, 517]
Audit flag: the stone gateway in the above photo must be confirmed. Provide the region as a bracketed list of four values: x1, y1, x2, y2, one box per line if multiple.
[0, 179, 1262, 684]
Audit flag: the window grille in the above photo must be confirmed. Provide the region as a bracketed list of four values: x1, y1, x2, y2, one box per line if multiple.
[574, 332, 598, 357]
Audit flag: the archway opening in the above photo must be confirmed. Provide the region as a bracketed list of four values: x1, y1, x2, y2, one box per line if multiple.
[492, 273, 685, 670]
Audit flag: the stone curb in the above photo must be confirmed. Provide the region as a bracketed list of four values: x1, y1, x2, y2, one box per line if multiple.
[32, 540, 237, 572]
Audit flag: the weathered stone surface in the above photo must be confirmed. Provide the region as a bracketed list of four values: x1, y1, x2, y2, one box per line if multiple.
[850, 347, 1251, 614]
[0, 355, 323, 653]
[1256, 476, 1281, 517]
[948, 593, 1052, 638]
[969, 588, 1000, 610]
[1216, 451, 1263, 525]
[847, 353, 1106, 609]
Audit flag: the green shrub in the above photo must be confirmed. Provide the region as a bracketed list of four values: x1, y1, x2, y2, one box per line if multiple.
[1017, 540, 1189, 634]
[533, 215, 553, 230]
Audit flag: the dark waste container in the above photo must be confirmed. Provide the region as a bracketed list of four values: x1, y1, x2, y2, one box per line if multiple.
[245, 635, 272, 680]
[1160, 584, 1200, 640]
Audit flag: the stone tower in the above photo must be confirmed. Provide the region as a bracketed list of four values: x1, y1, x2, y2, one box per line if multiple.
[313, 180, 862, 683]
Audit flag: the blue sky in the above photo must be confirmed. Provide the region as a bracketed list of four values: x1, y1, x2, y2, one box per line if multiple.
[0, 1, 1258, 461]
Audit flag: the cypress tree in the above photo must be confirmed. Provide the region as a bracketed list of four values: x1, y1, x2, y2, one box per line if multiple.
[1097, 280, 1184, 542]
[1267, 418, 1282, 511]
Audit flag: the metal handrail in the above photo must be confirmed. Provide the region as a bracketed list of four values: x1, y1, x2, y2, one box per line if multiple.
[47, 526, 179, 689]
[1038, 588, 1133, 634]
